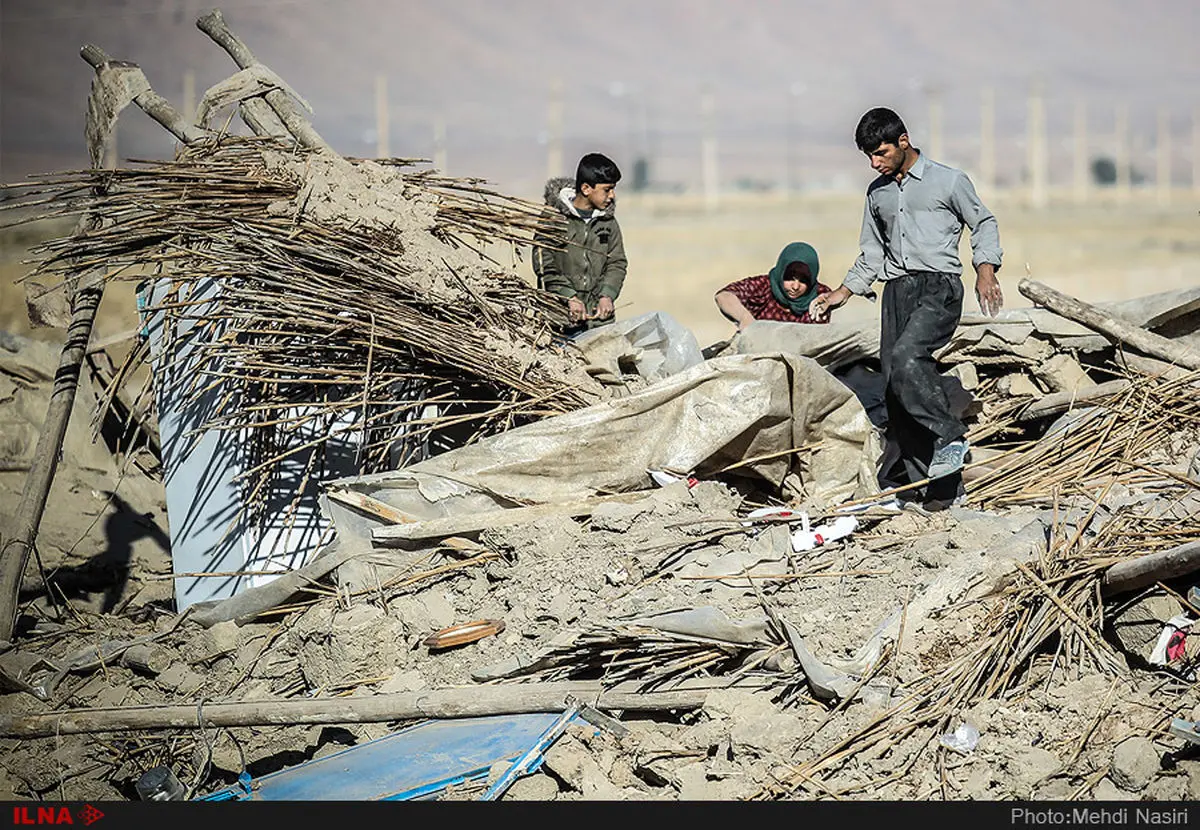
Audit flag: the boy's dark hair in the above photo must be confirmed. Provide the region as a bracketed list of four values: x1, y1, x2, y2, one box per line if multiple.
[576, 152, 622, 191]
[855, 107, 908, 153]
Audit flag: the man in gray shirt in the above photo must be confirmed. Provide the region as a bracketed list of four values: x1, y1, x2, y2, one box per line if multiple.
[810, 107, 1003, 507]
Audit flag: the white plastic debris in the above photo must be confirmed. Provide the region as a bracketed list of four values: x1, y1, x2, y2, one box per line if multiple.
[605, 566, 629, 586]
[648, 469, 698, 488]
[1149, 614, 1194, 666]
[790, 515, 858, 552]
[939, 722, 981, 755]
[740, 505, 805, 527]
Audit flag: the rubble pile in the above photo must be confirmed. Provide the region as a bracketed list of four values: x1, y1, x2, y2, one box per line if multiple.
[3, 7, 1200, 805]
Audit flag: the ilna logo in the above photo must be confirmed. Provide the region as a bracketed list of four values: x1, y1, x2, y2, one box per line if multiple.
[11, 806, 104, 826]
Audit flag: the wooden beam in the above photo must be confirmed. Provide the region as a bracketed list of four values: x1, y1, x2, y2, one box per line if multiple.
[1101, 540, 1200, 598]
[1016, 379, 1130, 422]
[1018, 280, 1200, 370]
[0, 681, 707, 738]
[326, 489, 417, 525]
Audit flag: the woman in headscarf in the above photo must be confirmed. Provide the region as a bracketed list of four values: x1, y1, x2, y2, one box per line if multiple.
[714, 241, 832, 332]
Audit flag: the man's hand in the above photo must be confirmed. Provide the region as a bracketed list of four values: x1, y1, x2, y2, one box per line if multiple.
[593, 296, 615, 320]
[567, 297, 588, 323]
[808, 285, 852, 322]
[975, 264, 1003, 317]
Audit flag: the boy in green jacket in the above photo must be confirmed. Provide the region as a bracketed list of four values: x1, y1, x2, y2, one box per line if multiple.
[533, 152, 628, 334]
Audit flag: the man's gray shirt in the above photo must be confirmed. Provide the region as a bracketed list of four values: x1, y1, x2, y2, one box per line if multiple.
[843, 151, 1003, 297]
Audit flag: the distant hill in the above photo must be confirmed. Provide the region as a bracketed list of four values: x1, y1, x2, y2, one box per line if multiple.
[3, 0, 1198, 197]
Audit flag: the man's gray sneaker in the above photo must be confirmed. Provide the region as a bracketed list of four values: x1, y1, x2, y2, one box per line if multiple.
[927, 439, 969, 480]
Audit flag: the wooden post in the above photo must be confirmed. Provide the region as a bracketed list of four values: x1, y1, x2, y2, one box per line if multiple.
[546, 77, 563, 179]
[1193, 108, 1200, 197]
[979, 86, 996, 197]
[787, 81, 804, 198]
[1157, 106, 1171, 206]
[0, 286, 103, 642]
[374, 74, 389, 158]
[0, 45, 206, 642]
[1115, 102, 1131, 202]
[1018, 279, 1200, 370]
[433, 115, 447, 173]
[1028, 79, 1048, 208]
[702, 86, 719, 212]
[927, 86, 944, 162]
[1073, 99, 1088, 205]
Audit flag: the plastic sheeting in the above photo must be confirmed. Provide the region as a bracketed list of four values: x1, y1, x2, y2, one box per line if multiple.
[570, 310, 706, 385]
[716, 319, 881, 372]
[323, 352, 882, 551]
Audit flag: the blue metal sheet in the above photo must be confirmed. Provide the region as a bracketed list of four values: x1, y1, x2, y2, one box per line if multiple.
[200, 712, 571, 801]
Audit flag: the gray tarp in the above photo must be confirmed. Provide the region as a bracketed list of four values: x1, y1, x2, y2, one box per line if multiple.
[323, 352, 882, 550]
[570, 311, 705, 385]
[717, 319, 881, 372]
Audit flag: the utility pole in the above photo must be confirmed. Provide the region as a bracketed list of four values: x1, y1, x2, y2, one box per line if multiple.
[433, 115, 447, 173]
[547, 77, 564, 179]
[374, 74, 389, 158]
[182, 69, 196, 125]
[979, 86, 995, 196]
[927, 86, 944, 162]
[1115, 102, 1131, 203]
[787, 81, 804, 198]
[1157, 106, 1171, 206]
[1193, 108, 1200, 196]
[701, 86, 719, 212]
[1073, 99, 1088, 205]
[1028, 79, 1048, 209]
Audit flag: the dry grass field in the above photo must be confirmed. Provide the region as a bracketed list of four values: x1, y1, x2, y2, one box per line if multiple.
[4, 188, 1199, 352]
[597, 189, 1200, 349]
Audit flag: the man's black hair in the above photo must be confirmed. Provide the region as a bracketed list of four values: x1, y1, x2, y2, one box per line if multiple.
[576, 152, 622, 191]
[855, 108, 908, 153]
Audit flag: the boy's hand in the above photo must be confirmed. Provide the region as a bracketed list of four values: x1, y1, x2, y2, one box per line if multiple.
[593, 296, 615, 320]
[809, 285, 851, 322]
[975, 264, 1003, 317]
[567, 297, 587, 323]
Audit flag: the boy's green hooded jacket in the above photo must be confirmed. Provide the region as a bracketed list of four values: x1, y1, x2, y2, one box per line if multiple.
[532, 177, 628, 327]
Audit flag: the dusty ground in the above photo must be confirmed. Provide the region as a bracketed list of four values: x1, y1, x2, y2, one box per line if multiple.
[2, 194, 1200, 803]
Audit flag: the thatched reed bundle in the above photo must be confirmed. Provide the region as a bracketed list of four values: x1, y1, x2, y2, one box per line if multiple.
[968, 365, 1200, 509]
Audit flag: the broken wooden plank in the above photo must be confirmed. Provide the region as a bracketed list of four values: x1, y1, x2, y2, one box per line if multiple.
[0, 681, 707, 738]
[1016, 379, 1131, 422]
[372, 491, 654, 546]
[1100, 540, 1200, 598]
[1018, 279, 1200, 371]
[197, 10, 332, 152]
[326, 489, 418, 525]
[1117, 351, 1193, 382]
[85, 327, 140, 356]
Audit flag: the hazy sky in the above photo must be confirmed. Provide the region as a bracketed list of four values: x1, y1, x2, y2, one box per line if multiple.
[3, 0, 1199, 196]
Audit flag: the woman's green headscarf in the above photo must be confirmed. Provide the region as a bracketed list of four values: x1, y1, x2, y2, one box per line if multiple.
[768, 241, 821, 315]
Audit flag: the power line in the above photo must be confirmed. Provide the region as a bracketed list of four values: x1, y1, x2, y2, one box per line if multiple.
[1, 0, 306, 24]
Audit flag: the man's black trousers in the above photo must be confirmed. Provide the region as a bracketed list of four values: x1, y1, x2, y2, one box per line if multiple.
[879, 271, 966, 493]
